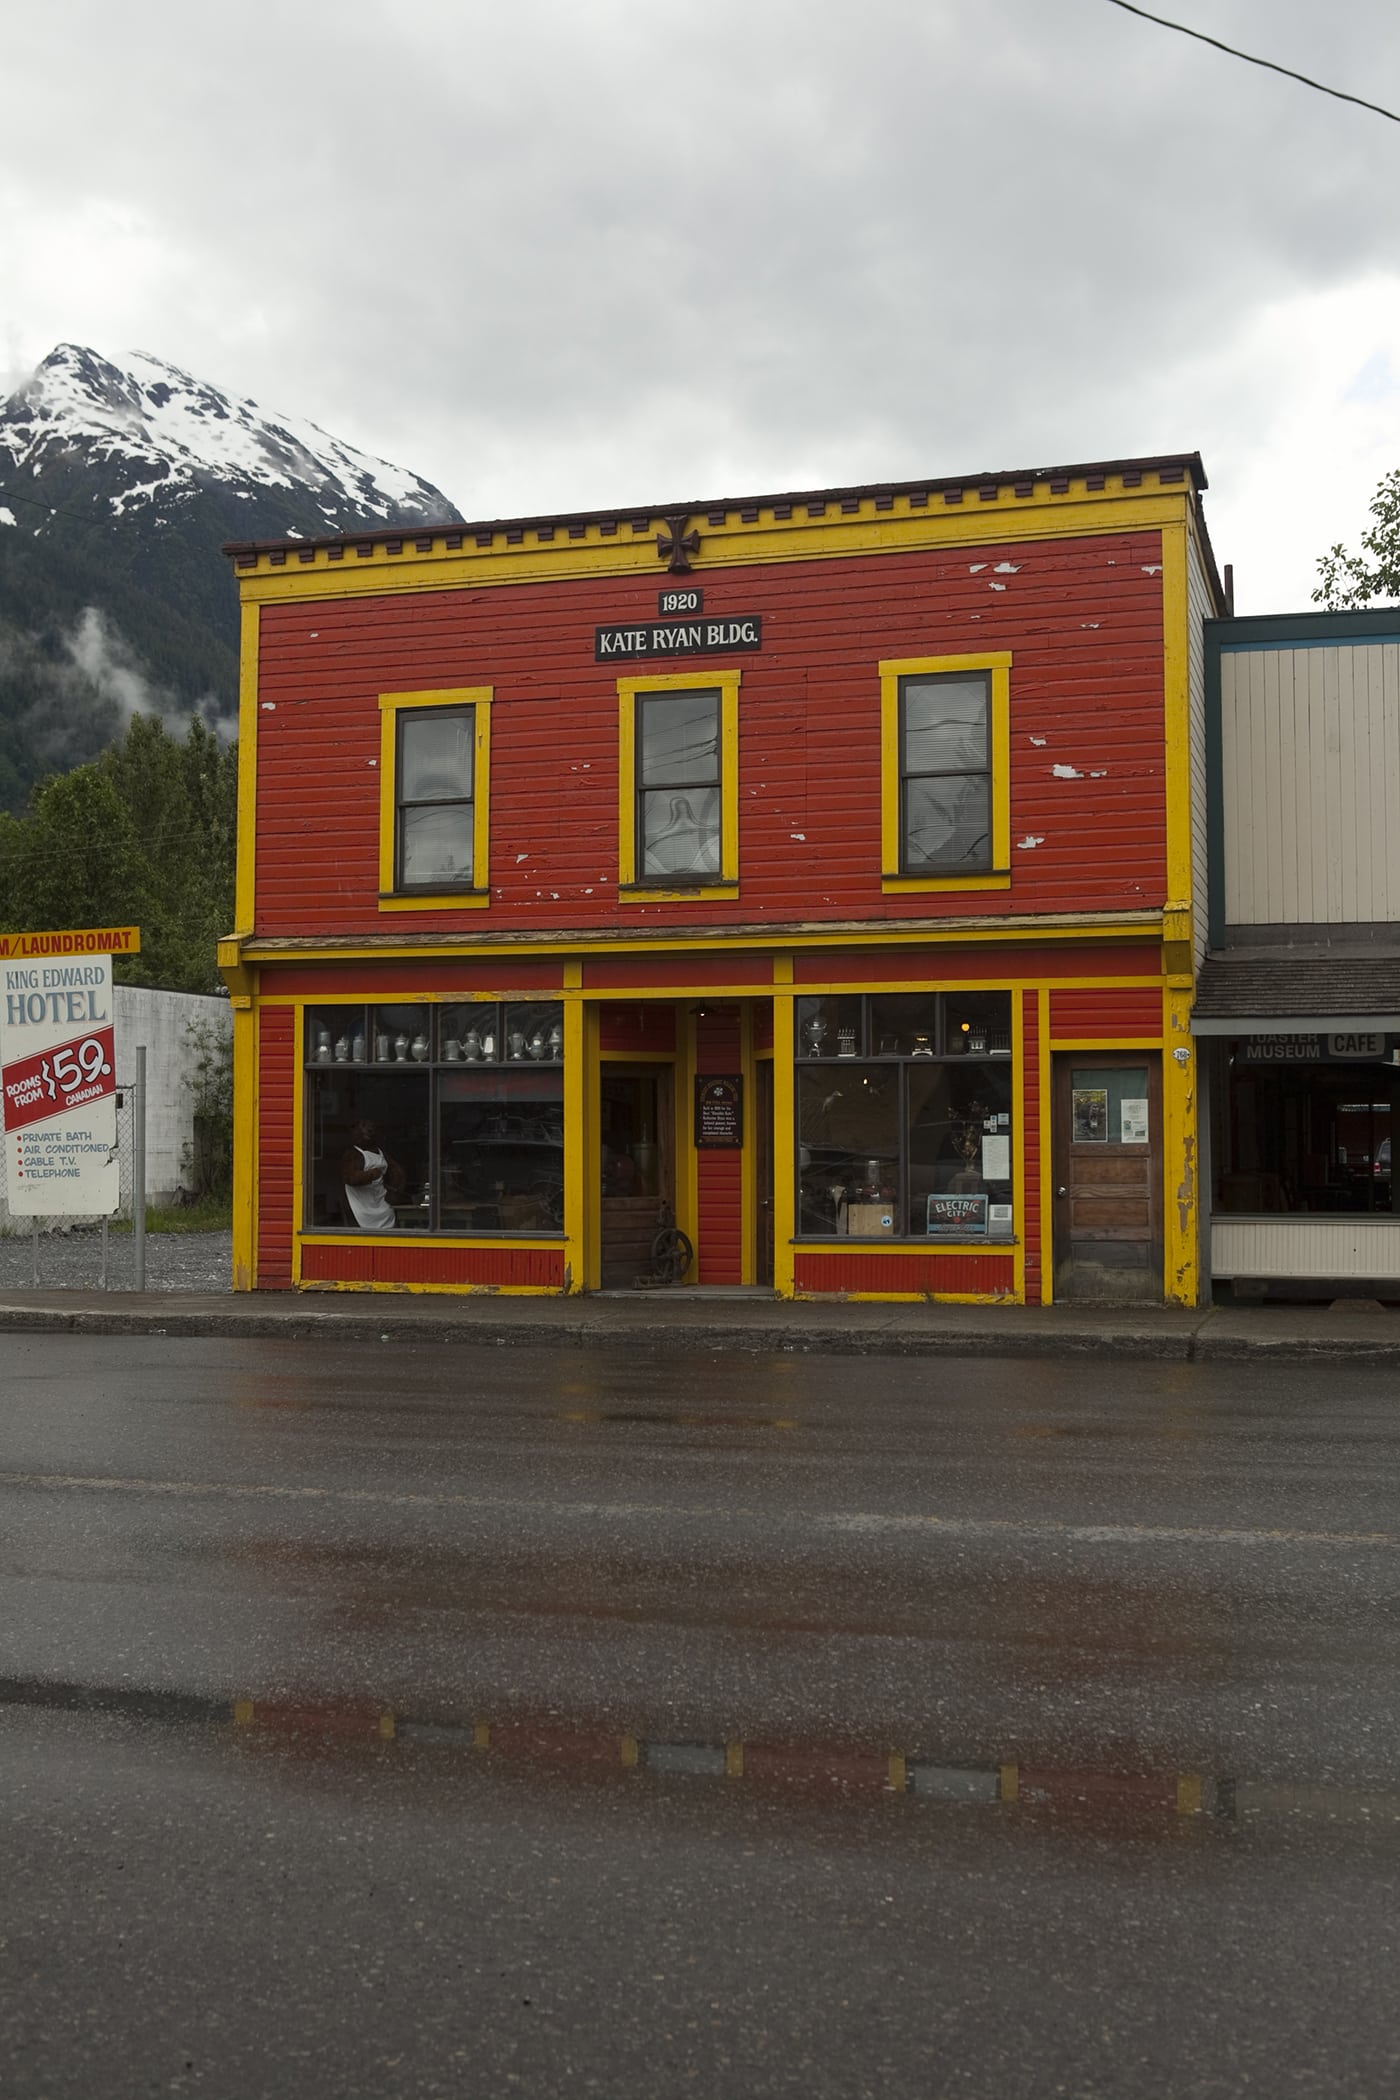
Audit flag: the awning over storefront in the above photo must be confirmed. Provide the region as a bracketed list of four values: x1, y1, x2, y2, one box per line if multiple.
[1191, 953, 1400, 1036]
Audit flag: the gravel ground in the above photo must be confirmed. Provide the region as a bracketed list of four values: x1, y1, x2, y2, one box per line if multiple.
[0, 1228, 232, 1294]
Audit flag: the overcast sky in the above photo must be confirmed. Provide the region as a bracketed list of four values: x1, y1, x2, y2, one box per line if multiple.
[4, 0, 1399, 611]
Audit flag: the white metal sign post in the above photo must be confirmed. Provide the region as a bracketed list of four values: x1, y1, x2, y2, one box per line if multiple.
[0, 928, 137, 1228]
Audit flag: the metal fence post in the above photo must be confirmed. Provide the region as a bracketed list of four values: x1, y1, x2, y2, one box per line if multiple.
[133, 1043, 147, 1295]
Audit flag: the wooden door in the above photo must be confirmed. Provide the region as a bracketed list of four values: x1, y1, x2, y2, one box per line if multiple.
[1052, 1053, 1163, 1302]
[599, 1066, 674, 1287]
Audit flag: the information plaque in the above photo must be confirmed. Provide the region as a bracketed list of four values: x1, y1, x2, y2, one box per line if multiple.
[694, 1075, 743, 1149]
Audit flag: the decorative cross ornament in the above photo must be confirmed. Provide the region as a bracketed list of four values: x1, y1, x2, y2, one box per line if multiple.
[656, 515, 700, 573]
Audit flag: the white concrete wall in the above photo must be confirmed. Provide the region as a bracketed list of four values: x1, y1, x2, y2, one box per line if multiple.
[1, 986, 231, 1225]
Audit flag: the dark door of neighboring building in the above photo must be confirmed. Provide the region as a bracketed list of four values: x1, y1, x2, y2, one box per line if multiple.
[1052, 1052, 1163, 1301]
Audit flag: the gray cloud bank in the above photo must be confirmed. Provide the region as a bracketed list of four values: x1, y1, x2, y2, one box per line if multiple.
[4, 1, 1400, 608]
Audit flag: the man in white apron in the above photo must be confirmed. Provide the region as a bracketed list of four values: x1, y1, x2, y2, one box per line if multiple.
[341, 1120, 404, 1229]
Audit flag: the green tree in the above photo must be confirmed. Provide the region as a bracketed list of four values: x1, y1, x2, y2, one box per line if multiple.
[1315, 470, 1400, 609]
[0, 714, 238, 992]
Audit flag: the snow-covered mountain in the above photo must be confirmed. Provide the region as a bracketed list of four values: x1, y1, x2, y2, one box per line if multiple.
[0, 345, 461, 812]
[0, 343, 454, 533]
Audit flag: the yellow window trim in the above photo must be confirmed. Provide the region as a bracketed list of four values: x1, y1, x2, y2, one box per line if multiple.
[378, 687, 491, 913]
[879, 652, 1011, 891]
[617, 669, 740, 890]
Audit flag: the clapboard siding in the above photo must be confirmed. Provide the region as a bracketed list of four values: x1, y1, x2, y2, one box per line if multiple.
[1221, 642, 1400, 924]
[254, 531, 1168, 939]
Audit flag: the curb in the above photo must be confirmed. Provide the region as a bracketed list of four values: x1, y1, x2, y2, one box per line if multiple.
[6, 1298, 1400, 1361]
[7, 1675, 1397, 1825]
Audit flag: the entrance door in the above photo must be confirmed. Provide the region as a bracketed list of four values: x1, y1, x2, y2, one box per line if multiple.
[600, 1066, 674, 1287]
[1053, 1053, 1163, 1302]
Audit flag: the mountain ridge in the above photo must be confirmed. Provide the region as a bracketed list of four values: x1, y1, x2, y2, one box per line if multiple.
[0, 344, 460, 812]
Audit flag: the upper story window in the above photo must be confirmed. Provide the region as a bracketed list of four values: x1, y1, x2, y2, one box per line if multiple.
[638, 688, 721, 879]
[880, 653, 1011, 895]
[377, 687, 491, 912]
[899, 673, 991, 870]
[617, 671, 741, 898]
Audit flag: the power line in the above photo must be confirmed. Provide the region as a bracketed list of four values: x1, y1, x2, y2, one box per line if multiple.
[1103, 0, 1400, 124]
[0, 483, 112, 529]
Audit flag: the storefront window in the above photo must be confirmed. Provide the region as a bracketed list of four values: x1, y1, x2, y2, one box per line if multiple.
[796, 992, 1014, 1238]
[1215, 1041, 1398, 1216]
[305, 1003, 564, 1233]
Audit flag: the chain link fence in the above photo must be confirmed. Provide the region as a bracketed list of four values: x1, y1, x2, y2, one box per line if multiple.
[0, 1076, 232, 1293]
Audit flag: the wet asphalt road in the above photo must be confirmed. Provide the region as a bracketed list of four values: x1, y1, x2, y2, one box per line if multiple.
[3, 1336, 1400, 2096]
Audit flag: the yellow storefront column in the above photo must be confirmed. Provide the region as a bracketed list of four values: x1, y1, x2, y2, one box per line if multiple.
[1162, 981, 1200, 1306]
[563, 989, 588, 1294]
[772, 966, 795, 1298]
[229, 995, 257, 1292]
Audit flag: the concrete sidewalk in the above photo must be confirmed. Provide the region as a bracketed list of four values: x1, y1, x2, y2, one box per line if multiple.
[3, 1283, 1400, 1361]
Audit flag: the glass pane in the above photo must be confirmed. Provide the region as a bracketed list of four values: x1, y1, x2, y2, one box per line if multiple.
[868, 994, 938, 1058]
[401, 803, 473, 887]
[944, 990, 1013, 1057]
[399, 711, 473, 801]
[306, 1007, 368, 1065]
[903, 773, 990, 869]
[797, 1065, 899, 1235]
[504, 1002, 564, 1063]
[1072, 1066, 1149, 1145]
[602, 1074, 662, 1197]
[641, 786, 721, 877]
[438, 1002, 499, 1062]
[306, 1069, 429, 1228]
[438, 1073, 565, 1234]
[902, 677, 988, 773]
[369, 1005, 432, 1064]
[796, 995, 864, 1059]
[638, 691, 720, 785]
[907, 1064, 1014, 1234]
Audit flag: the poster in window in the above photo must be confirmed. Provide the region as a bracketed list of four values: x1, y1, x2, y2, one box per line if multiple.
[1072, 1088, 1109, 1143]
[1119, 1098, 1149, 1144]
[981, 1134, 1011, 1180]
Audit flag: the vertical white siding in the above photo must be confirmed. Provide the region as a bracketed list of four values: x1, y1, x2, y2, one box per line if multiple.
[1220, 642, 1400, 924]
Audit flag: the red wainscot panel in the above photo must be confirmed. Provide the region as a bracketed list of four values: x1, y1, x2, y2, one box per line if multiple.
[793, 1251, 1017, 1298]
[257, 1006, 296, 1289]
[1020, 988, 1043, 1303]
[299, 1243, 567, 1289]
[1049, 986, 1163, 1037]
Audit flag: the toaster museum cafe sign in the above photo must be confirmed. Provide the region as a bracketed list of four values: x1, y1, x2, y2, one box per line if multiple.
[0, 926, 139, 1215]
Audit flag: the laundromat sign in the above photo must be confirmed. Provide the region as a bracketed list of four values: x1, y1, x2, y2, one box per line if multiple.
[0, 926, 137, 1215]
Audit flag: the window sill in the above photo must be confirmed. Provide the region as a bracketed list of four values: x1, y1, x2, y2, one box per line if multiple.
[795, 1236, 1018, 1251]
[377, 888, 491, 913]
[881, 872, 1010, 895]
[300, 1230, 565, 1246]
[618, 882, 739, 903]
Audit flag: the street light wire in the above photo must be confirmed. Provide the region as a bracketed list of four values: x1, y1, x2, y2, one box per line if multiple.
[1103, 0, 1400, 124]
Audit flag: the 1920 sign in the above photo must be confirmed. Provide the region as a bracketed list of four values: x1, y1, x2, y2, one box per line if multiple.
[596, 615, 762, 662]
[695, 1075, 743, 1149]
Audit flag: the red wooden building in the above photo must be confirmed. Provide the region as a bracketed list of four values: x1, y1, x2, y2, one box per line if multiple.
[220, 456, 1223, 1303]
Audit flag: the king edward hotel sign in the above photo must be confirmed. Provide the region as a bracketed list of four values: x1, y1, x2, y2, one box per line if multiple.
[0, 926, 139, 1215]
